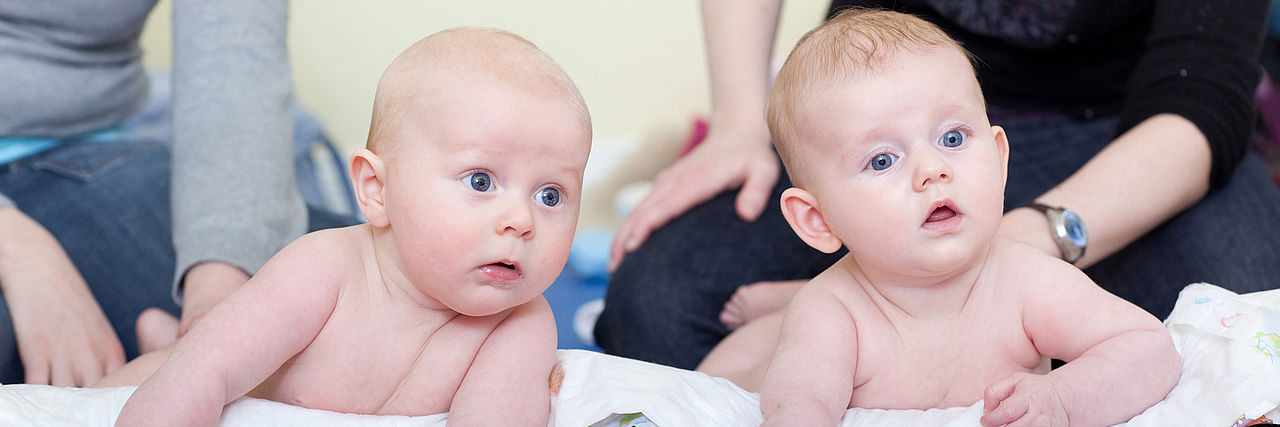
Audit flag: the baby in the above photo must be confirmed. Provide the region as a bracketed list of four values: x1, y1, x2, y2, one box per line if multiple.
[696, 9, 1180, 427]
[111, 27, 591, 426]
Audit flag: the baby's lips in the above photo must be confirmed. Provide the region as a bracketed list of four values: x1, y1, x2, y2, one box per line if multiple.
[923, 199, 960, 224]
[479, 260, 522, 281]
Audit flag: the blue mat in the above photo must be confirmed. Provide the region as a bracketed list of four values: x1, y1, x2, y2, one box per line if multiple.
[544, 228, 613, 351]
[544, 267, 607, 351]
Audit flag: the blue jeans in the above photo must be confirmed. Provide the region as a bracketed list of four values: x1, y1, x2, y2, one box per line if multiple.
[595, 112, 1280, 369]
[0, 140, 357, 383]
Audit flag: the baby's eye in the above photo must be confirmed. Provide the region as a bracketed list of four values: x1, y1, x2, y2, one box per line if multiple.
[467, 172, 492, 192]
[939, 130, 965, 148]
[537, 187, 561, 207]
[867, 153, 898, 171]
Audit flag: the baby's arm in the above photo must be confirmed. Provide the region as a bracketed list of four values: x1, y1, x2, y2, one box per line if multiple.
[448, 296, 557, 426]
[981, 261, 1179, 427]
[759, 284, 857, 426]
[115, 234, 344, 427]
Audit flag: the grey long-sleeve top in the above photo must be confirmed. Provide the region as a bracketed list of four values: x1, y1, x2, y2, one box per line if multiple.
[0, 0, 306, 301]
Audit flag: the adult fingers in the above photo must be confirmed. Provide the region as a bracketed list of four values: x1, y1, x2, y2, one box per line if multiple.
[20, 348, 50, 385]
[607, 170, 719, 272]
[734, 160, 777, 222]
[48, 353, 76, 387]
[74, 355, 106, 387]
[607, 210, 642, 273]
[101, 337, 126, 374]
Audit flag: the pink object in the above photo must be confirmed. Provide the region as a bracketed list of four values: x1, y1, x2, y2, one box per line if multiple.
[1254, 75, 1280, 186]
[678, 117, 710, 158]
[1255, 75, 1280, 149]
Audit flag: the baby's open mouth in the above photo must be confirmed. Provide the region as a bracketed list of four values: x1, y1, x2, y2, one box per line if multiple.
[479, 261, 522, 281]
[926, 205, 958, 223]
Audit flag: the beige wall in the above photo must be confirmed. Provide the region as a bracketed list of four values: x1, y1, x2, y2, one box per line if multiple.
[140, 0, 827, 229]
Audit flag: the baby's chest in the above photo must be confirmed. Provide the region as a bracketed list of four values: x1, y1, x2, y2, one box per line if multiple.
[251, 317, 499, 416]
[851, 323, 1044, 409]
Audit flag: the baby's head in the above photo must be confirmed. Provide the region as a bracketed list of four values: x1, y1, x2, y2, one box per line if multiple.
[349, 27, 591, 316]
[768, 9, 1010, 276]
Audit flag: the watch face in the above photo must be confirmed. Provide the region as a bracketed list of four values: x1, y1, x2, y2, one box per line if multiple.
[1062, 210, 1088, 247]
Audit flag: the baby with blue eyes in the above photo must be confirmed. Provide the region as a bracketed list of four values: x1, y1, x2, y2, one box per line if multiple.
[695, 9, 1179, 427]
[112, 27, 589, 427]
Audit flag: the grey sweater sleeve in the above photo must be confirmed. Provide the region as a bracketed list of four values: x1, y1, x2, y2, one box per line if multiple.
[169, 0, 306, 302]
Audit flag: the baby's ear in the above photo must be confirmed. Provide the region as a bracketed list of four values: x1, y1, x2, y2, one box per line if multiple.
[991, 125, 1010, 186]
[349, 149, 389, 227]
[779, 187, 842, 253]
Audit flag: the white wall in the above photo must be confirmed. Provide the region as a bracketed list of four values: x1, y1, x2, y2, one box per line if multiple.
[140, 0, 828, 229]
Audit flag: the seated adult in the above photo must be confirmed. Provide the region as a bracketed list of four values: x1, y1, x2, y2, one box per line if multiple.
[595, 0, 1280, 370]
[0, 0, 350, 386]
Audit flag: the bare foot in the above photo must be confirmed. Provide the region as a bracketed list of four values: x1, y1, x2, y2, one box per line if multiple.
[698, 310, 786, 392]
[93, 345, 173, 388]
[719, 280, 805, 330]
[135, 307, 179, 354]
[548, 362, 565, 395]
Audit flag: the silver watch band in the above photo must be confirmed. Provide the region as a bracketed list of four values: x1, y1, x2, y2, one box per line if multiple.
[1024, 202, 1086, 264]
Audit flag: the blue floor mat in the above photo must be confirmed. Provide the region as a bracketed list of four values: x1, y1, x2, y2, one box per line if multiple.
[544, 228, 614, 351]
[544, 267, 607, 351]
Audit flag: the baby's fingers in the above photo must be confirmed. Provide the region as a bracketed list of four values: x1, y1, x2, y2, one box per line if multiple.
[980, 387, 1027, 426]
[982, 376, 1017, 414]
[980, 400, 1027, 427]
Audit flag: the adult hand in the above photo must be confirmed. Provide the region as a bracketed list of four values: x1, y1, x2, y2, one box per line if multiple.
[980, 373, 1069, 427]
[178, 261, 249, 337]
[0, 208, 125, 386]
[608, 127, 778, 272]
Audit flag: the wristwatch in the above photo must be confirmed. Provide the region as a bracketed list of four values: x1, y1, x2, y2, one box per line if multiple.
[1024, 202, 1088, 264]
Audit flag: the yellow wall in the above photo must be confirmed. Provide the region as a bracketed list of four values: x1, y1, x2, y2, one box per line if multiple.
[140, 1, 828, 228]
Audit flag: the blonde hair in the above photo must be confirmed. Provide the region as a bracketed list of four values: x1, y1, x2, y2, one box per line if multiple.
[365, 27, 591, 154]
[767, 8, 975, 186]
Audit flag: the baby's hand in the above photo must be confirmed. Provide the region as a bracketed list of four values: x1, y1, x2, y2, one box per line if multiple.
[979, 373, 1068, 427]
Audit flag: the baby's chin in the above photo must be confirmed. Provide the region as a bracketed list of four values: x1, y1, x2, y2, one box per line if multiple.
[447, 287, 548, 317]
[915, 243, 988, 273]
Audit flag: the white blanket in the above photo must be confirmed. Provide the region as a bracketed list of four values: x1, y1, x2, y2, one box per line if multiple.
[2, 283, 1277, 426]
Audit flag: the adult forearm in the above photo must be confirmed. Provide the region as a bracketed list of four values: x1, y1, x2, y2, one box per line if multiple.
[170, 0, 305, 300]
[1009, 114, 1211, 267]
[701, 0, 782, 136]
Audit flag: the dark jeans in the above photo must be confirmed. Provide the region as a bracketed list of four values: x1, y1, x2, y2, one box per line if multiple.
[0, 140, 357, 383]
[595, 113, 1280, 370]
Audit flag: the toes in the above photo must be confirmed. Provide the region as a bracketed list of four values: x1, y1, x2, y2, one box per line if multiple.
[720, 308, 744, 330]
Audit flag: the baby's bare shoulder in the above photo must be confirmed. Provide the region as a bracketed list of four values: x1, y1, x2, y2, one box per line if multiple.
[248, 226, 373, 297]
[490, 297, 556, 342]
[985, 236, 1090, 292]
[293, 225, 371, 258]
[790, 267, 876, 327]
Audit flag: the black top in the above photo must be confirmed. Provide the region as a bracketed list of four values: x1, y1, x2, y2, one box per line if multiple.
[829, 0, 1269, 188]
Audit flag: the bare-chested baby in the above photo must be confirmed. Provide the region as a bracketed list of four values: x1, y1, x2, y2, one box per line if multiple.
[695, 9, 1181, 427]
[109, 27, 591, 426]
